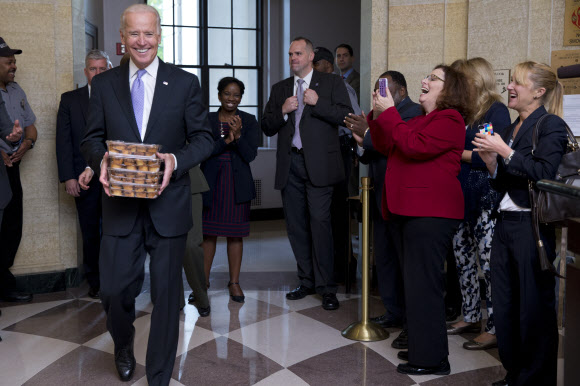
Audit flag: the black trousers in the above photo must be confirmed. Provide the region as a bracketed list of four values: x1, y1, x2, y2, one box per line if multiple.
[0, 163, 22, 294]
[281, 151, 336, 294]
[331, 140, 351, 282]
[180, 193, 208, 309]
[373, 201, 404, 322]
[389, 216, 460, 367]
[99, 204, 186, 386]
[491, 212, 558, 386]
[75, 178, 102, 290]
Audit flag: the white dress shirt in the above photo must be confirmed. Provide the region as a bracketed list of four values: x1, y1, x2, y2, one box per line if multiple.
[129, 57, 158, 141]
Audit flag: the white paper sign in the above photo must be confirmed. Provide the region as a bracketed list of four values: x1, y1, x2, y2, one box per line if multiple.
[563, 94, 580, 136]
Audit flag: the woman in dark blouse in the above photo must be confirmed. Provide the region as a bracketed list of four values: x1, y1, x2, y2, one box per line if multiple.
[473, 61, 568, 386]
[202, 77, 259, 303]
[446, 58, 511, 351]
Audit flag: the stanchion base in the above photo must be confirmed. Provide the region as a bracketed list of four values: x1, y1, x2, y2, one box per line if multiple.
[341, 321, 389, 342]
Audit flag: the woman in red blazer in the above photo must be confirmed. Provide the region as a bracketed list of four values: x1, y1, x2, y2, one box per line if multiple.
[367, 65, 474, 376]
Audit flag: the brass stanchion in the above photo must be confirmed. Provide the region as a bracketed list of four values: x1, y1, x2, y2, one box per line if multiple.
[341, 177, 389, 341]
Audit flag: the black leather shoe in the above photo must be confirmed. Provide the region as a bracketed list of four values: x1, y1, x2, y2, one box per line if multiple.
[115, 347, 136, 381]
[188, 293, 195, 304]
[397, 350, 408, 361]
[391, 328, 408, 349]
[397, 359, 451, 375]
[370, 313, 403, 329]
[446, 322, 481, 335]
[322, 293, 339, 310]
[1, 291, 32, 303]
[492, 377, 508, 386]
[88, 288, 100, 299]
[197, 305, 211, 317]
[286, 285, 315, 300]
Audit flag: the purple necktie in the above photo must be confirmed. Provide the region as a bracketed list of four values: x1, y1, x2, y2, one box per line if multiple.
[292, 78, 305, 149]
[131, 69, 147, 136]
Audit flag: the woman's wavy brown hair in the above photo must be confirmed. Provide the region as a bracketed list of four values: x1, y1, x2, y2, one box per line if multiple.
[434, 64, 475, 123]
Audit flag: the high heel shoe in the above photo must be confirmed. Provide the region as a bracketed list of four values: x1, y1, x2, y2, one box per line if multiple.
[228, 282, 245, 303]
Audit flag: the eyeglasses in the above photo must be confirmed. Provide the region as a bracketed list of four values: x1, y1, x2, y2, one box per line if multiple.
[424, 74, 445, 82]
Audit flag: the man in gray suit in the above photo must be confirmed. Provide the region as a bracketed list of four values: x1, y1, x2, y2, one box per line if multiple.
[179, 165, 210, 316]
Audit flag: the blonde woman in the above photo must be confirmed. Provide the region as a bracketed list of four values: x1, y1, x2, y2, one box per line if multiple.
[473, 61, 567, 386]
[446, 58, 511, 351]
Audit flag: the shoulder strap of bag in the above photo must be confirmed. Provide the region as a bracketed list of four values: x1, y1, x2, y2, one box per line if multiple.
[532, 113, 578, 155]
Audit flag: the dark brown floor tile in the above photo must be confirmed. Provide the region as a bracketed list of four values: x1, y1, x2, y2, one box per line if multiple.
[172, 336, 283, 385]
[192, 293, 289, 335]
[23, 346, 146, 386]
[297, 297, 387, 331]
[421, 365, 506, 386]
[288, 342, 414, 386]
[4, 299, 147, 344]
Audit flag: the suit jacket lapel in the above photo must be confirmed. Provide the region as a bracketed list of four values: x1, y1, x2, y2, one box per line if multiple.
[512, 107, 546, 148]
[79, 85, 89, 125]
[111, 62, 141, 141]
[284, 77, 295, 127]
[301, 71, 320, 121]
[144, 60, 173, 143]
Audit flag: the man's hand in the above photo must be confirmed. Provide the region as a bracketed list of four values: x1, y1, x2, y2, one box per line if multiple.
[303, 89, 318, 106]
[9, 139, 31, 163]
[78, 168, 94, 190]
[6, 119, 22, 142]
[1, 150, 12, 167]
[282, 96, 298, 115]
[156, 152, 175, 196]
[344, 111, 368, 138]
[65, 179, 81, 197]
[99, 152, 111, 196]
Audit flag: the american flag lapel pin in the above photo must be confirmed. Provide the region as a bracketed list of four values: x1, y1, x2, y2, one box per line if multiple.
[163, 81, 168, 85]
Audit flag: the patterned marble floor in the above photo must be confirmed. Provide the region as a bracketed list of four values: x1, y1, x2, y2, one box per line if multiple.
[0, 220, 565, 385]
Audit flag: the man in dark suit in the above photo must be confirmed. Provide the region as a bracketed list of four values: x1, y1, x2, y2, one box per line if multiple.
[335, 44, 360, 103]
[179, 165, 210, 316]
[56, 49, 111, 299]
[346, 70, 421, 345]
[80, 5, 213, 385]
[262, 37, 353, 310]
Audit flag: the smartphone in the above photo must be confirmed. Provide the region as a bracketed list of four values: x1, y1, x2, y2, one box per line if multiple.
[478, 122, 494, 135]
[379, 78, 388, 97]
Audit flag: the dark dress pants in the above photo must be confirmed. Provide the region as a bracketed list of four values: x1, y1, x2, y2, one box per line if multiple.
[491, 213, 558, 386]
[0, 163, 22, 294]
[99, 204, 186, 386]
[75, 178, 102, 290]
[331, 151, 350, 282]
[281, 151, 336, 294]
[180, 193, 209, 309]
[372, 199, 404, 322]
[390, 216, 460, 367]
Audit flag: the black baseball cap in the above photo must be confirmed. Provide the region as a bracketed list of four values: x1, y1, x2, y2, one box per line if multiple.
[0, 37, 22, 57]
[313, 47, 334, 65]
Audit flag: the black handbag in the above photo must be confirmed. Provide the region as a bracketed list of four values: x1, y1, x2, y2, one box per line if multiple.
[528, 114, 580, 276]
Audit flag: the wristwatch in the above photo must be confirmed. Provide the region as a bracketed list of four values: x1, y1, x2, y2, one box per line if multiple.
[504, 150, 515, 165]
[24, 137, 35, 149]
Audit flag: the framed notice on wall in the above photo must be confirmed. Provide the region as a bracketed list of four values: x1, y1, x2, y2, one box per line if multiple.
[494, 69, 510, 105]
[564, 0, 580, 46]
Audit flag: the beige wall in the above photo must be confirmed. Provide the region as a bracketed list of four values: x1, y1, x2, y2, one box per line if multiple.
[0, 0, 84, 276]
[364, 0, 576, 107]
